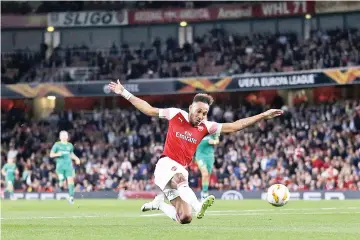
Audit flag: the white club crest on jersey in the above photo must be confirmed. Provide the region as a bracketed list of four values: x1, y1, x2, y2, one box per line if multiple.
[197, 126, 204, 132]
[178, 117, 183, 122]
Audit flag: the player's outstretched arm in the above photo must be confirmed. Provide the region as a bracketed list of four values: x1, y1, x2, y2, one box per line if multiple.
[221, 109, 284, 133]
[108, 80, 159, 117]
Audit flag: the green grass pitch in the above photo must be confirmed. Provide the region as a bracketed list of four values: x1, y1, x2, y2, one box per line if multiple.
[1, 200, 360, 240]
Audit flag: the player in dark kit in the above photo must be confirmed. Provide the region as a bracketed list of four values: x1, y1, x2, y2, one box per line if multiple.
[108, 80, 283, 224]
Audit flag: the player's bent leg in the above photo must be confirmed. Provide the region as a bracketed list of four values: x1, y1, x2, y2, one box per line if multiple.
[171, 173, 201, 213]
[170, 197, 192, 224]
[170, 173, 215, 219]
[141, 192, 164, 212]
[141, 191, 180, 223]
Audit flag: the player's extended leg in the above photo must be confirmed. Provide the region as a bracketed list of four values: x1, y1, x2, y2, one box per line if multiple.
[6, 180, 15, 200]
[200, 166, 209, 199]
[66, 176, 75, 204]
[141, 192, 180, 223]
[141, 191, 193, 224]
[196, 158, 210, 199]
[65, 168, 75, 204]
[170, 173, 215, 219]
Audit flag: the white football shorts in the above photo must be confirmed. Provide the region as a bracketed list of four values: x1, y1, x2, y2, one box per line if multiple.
[154, 156, 189, 201]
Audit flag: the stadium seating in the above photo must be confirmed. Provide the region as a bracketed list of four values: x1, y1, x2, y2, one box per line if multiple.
[1, 100, 359, 193]
[2, 28, 359, 84]
[1, 1, 360, 195]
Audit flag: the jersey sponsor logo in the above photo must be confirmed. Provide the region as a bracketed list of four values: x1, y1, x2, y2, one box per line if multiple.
[175, 132, 197, 144]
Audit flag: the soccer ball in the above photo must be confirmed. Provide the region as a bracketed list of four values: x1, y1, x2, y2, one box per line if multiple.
[266, 184, 290, 207]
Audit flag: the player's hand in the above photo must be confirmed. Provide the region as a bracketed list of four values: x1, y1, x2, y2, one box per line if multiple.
[75, 159, 81, 165]
[262, 109, 284, 119]
[108, 79, 124, 95]
[57, 152, 63, 157]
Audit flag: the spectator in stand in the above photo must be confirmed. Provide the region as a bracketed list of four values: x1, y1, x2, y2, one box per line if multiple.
[1, 99, 360, 193]
[2, 28, 360, 84]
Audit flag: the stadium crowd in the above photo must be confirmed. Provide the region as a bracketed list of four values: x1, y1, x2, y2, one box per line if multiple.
[1, 1, 231, 14]
[2, 27, 360, 84]
[1, 99, 360, 193]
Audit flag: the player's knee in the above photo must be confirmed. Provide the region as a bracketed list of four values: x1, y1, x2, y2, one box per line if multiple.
[171, 173, 187, 188]
[179, 213, 192, 224]
[201, 169, 209, 178]
[67, 177, 74, 184]
[173, 173, 186, 182]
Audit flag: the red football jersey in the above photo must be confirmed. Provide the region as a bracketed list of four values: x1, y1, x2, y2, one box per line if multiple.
[159, 108, 222, 166]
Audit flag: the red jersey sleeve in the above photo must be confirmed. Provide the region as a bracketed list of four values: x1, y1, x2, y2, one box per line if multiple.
[159, 108, 181, 120]
[203, 120, 222, 135]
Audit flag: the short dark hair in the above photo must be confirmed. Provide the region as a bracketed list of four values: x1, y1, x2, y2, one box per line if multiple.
[193, 93, 214, 106]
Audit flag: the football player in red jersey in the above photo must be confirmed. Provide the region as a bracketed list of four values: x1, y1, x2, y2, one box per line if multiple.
[108, 80, 283, 224]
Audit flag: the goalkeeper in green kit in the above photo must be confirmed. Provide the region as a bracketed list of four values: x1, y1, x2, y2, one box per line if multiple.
[195, 130, 219, 199]
[2, 158, 18, 200]
[50, 130, 80, 204]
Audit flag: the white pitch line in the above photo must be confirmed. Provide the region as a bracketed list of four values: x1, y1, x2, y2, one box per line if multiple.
[203, 211, 360, 216]
[141, 213, 165, 217]
[1, 215, 98, 220]
[207, 206, 360, 213]
[141, 211, 360, 217]
[140, 207, 360, 217]
[3, 207, 360, 220]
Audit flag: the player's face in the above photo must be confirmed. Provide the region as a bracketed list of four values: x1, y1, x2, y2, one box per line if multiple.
[60, 132, 69, 142]
[189, 102, 209, 126]
[8, 158, 14, 164]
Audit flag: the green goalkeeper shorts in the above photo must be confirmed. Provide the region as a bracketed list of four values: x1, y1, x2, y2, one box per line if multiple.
[56, 167, 75, 181]
[6, 178, 14, 187]
[195, 157, 215, 173]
